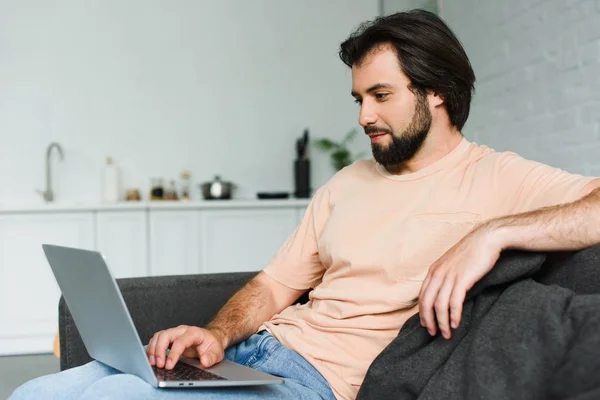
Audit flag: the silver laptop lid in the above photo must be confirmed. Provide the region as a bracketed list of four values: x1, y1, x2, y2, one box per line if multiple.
[43, 244, 157, 387]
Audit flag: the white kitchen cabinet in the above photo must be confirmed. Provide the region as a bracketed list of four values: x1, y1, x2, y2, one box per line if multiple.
[95, 210, 148, 278]
[0, 200, 310, 355]
[199, 209, 298, 274]
[0, 212, 94, 355]
[149, 210, 200, 276]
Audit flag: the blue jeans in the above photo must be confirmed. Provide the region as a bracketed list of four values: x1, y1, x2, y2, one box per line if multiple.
[10, 331, 336, 400]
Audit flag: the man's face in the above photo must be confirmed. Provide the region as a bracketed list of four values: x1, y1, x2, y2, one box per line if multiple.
[351, 46, 432, 167]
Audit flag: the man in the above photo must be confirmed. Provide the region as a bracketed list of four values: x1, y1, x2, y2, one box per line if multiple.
[11, 9, 600, 400]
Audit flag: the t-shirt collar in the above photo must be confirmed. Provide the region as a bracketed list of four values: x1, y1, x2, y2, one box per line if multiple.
[374, 138, 470, 181]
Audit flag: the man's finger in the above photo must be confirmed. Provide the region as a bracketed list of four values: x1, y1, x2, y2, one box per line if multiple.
[197, 345, 210, 367]
[419, 270, 444, 336]
[166, 333, 199, 370]
[198, 344, 217, 368]
[434, 276, 455, 339]
[147, 334, 158, 365]
[155, 326, 188, 368]
[449, 283, 467, 330]
[418, 271, 434, 326]
[154, 331, 173, 368]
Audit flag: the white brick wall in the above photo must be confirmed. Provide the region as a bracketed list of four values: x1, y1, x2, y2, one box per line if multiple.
[442, 0, 600, 176]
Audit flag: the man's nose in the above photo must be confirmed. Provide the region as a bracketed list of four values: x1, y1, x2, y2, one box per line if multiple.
[359, 102, 377, 127]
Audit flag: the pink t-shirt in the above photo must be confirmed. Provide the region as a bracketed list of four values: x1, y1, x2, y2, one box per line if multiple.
[261, 138, 594, 400]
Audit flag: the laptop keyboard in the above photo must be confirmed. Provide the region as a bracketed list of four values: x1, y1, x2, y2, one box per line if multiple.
[152, 362, 227, 381]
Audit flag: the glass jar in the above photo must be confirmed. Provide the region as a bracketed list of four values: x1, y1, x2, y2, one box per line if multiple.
[150, 178, 164, 200]
[165, 180, 179, 201]
[180, 171, 190, 200]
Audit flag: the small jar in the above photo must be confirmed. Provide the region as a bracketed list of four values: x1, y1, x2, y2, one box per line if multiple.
[180, 171, 190, 200]
[165, 180, 179, 201]
[150, 178, 164, 200]
[125, 189, 141, 201]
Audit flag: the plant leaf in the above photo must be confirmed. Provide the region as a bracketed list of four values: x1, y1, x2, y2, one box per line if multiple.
[332, 149, 350, 159]
[314, 138, 337, 151]
[341, 128, 358, 145]
[331, 149, 351, 170]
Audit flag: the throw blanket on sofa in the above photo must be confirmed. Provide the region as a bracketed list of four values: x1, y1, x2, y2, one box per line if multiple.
[357, 245, 600, 400]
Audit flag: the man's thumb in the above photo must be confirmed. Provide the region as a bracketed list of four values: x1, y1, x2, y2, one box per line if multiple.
[199, 350, 216, 367]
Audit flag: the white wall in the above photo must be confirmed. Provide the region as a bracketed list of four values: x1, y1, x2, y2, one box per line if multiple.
[383, 0, 412, 14]
[383, 0, 438, 14]
[0, 0, 376, 205]
[441, 0, 600, 176]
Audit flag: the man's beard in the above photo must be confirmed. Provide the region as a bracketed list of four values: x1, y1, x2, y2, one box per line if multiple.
[368, 92, 432, 167]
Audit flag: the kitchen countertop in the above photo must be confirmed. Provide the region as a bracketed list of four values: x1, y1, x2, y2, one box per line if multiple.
[0, 198, 312, 214]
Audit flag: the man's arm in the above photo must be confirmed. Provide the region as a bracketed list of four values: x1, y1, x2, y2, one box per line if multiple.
[206, 271, 306, 349]
[149, 183, 329, 369]
[492, 182, 600, 252]
[419, 179, 600, 340]
[147, 271, 306, 369]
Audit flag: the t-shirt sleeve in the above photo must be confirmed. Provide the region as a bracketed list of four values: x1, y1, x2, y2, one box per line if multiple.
[262, 184, 331, 290]
[494, 152, 595, 213]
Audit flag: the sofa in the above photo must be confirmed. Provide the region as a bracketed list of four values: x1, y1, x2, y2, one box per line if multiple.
[59, 248, 600, 396]
[58, 271, 311, 370]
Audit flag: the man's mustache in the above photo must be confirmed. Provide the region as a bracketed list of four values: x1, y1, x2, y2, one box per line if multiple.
[364, 126, 393, 135]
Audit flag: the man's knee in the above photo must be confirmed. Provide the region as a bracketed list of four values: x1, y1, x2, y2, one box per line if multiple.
[80, 374, 155, 400]
[9, 360, 119, 400]
[9, 376, 55, 400]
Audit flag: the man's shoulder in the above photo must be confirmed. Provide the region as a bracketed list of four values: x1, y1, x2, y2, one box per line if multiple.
[314, 159, 376, 201]
[465, 141, 522, 170]
[329, 158, 376, 182]
[465, 142, 562, 185]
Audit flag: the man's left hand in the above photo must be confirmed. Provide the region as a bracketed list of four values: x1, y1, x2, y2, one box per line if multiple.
[418, 224, 503, 339]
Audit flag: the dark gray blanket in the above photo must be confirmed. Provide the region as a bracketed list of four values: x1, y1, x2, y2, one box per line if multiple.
[357, 245, 600, 400]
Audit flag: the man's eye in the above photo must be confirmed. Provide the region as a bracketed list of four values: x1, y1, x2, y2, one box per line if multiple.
[354, 99, 362, 105]
[375, 93, 389, 100]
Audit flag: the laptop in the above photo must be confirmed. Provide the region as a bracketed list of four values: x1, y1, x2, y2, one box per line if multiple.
[42, 244, 284, 388]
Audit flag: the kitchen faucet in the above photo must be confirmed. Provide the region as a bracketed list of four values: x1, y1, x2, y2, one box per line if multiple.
[37, 142, 64, 202]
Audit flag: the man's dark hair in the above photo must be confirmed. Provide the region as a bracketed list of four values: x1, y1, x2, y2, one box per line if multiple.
[339, 10, 475, 131]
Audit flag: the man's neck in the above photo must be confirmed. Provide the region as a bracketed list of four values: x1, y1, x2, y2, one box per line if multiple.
[385, 129, 464, 175]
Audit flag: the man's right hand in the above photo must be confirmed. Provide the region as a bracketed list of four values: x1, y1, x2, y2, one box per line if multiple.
[146, 325, 227, 370]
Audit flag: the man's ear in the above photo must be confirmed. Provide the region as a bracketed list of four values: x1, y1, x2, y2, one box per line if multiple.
[429, 91, 445, 108]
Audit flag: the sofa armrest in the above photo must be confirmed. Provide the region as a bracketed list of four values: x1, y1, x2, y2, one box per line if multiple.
[59, 271, 256, 371]
[534, 243, 600, 295]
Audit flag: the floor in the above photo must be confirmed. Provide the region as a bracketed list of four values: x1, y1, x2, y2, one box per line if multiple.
[0, 353, 59, 399]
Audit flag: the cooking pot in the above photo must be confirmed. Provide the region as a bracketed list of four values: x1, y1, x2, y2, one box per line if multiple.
[199, 175, 236, 200]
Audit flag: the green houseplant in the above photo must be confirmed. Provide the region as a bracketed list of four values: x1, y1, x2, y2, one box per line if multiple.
[314, 128, 367, 171]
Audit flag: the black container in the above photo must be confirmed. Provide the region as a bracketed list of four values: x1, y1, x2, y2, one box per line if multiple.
[294, 159, 311, 198]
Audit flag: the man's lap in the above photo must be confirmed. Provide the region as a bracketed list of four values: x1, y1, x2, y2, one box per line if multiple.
[9, 331, 335, 400]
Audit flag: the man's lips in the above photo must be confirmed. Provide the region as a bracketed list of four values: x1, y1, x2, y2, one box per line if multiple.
[368, 133, 388, 142]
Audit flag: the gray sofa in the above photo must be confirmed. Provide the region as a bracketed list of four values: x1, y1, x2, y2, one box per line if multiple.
[58, 271, 311, 370]
[58, 248, 600, 394]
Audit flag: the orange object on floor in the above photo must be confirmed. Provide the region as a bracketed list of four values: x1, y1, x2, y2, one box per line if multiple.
[53, 332, 60, 357]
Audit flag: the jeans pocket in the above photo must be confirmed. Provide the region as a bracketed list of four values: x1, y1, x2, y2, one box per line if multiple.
[225, 331, 270, 367]
[246, 334, 280, 370]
